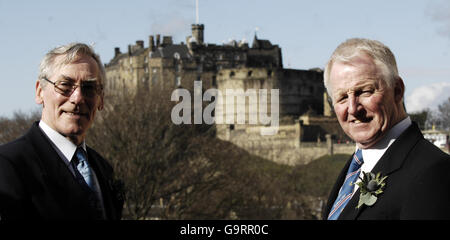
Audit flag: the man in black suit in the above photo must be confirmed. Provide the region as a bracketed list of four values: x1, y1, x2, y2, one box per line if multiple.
[0, 43, 123, 219]
[323, 38, 450, 220]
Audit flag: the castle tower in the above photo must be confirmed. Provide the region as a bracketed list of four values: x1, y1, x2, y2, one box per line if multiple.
[191, 24, 204, 45]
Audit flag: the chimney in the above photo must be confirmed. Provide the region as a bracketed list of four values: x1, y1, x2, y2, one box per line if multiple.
[162, 36, 173, 46]
[114, 47, 121, 57]
[156, 34, 161, 47]
[128, 44, 132, 55]
[136, 40, 144, 49]
[191, 24, 204, 45]
[149, 35, 155, 51]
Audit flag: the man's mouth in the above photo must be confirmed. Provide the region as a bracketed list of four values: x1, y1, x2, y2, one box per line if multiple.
[350, 117, 372, 124]
[63, 111, 88, 117]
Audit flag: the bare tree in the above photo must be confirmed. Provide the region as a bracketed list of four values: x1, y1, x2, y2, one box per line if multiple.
[437, 97, 450, 130]
[87, 87, 316, 220]
[0, 109, 41, 144]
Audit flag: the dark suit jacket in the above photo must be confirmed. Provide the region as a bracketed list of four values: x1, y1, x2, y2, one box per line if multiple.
[323, 122, 450, 220]
[0, 122, 124, 220]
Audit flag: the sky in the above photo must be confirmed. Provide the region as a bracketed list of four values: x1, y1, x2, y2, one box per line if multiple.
[0, 0, 449, 117]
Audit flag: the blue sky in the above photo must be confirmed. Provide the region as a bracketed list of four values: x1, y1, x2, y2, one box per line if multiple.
[1, 0, 449, 117]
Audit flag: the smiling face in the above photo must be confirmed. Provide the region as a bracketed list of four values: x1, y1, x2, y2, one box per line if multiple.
[329, 54, 405, 149]
[35, 54, 103, 145]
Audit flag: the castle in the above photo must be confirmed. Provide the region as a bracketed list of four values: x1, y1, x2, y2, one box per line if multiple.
[104, 23, 354, 165]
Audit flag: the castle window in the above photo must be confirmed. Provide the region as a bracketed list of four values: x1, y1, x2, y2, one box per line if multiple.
[248, 71, 252, 77]
[175, 76, 181, 86]
[267, 70, 272, 77]
[230, 71, 235, 77]
[152, 75, 158, 85]
[152, 67, 159, 85]
[212, 76, 217, 87]
[175, 63, 182, 73]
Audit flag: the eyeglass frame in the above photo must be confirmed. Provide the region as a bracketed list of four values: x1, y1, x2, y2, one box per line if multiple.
[41, 76, 103, 98]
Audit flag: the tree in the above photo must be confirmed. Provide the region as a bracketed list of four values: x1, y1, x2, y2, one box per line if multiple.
[437, 97, 450, 130]
[86, 88, 322, 220]
[409, 109, 429, 130]
[0, 110, 41, 144]
[424, 97, 450, 131]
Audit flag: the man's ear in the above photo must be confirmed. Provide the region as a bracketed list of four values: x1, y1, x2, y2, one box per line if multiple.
[35, 80, 44, 105]
[393, 76, 405, 103]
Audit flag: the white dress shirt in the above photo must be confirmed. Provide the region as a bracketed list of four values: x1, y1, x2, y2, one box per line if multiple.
[353, 117, 412, 193]
[39, 120, 86, 163]
[38, 121, 105, 207]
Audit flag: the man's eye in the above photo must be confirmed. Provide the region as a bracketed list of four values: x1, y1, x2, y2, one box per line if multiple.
[361, 89, 374, 96]
[336, 95, 347, 103]
[58, 81, 74, 89]
[82, 83, 97, 90]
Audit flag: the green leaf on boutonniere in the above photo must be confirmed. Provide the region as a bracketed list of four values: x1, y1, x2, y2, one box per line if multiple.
[357, 193, 377, 208]
[355, 171, 388, 209]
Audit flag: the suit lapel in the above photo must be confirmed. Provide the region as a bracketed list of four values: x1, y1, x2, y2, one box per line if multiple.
[25, 122, 94, 215]
[338, 122, 423, 220]
[27, 122, 86, 193]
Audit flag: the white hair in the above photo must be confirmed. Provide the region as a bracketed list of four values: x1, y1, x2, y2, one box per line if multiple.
[38, 42, 106, 86]
[323, 38, 399, 99]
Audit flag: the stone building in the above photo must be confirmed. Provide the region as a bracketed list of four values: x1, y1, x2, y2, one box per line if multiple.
[104, 23, 353, 165]
[105, 24, 282, 93]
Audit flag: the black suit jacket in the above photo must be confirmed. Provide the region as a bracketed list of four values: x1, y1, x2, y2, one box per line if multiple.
[0, 122, 124, 220]
[323, 122, 450, 220]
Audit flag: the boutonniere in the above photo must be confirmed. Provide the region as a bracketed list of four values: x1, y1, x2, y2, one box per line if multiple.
[355, 171, 388, 209]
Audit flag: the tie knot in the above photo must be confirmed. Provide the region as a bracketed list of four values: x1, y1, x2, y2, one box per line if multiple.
[75, 147, 87, 163]
[353, 149, 364, 166]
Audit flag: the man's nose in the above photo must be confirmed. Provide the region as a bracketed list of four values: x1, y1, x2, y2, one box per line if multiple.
[348, 94, 359, 115]
[69, 86, 84, 104]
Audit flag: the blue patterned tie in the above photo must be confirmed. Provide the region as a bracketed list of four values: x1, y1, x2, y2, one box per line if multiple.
[328, 149, 364, 220]
[74, 147, 105, 219]
[75, 147, 96, 190]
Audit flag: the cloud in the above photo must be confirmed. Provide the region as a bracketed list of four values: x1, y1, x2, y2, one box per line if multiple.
[406, 82, 450, 113]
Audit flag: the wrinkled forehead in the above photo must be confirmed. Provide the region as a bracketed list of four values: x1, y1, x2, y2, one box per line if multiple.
[329, 56, 385, 96]
[330, 54, 381, 82]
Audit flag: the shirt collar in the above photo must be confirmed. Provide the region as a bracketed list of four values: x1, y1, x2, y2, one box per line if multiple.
[357, 116, 412, 171]
[38, 120, 86, 162]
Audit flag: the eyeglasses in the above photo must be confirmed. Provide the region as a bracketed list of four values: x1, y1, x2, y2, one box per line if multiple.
[42, 77, 103, 98]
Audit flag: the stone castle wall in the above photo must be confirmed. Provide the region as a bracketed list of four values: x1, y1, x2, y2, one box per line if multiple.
[217, 122, 354, 166]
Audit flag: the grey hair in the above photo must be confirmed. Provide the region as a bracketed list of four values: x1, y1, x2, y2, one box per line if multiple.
[323, 38, 399, 99]
[38, 43, 106, 87]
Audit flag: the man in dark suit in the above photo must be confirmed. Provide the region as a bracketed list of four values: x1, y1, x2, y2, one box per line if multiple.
[0, 43, 123, 220]
[322, 38, 450, 220]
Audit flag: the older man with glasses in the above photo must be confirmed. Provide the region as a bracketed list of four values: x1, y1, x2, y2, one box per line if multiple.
[0, 43, 123, 220]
